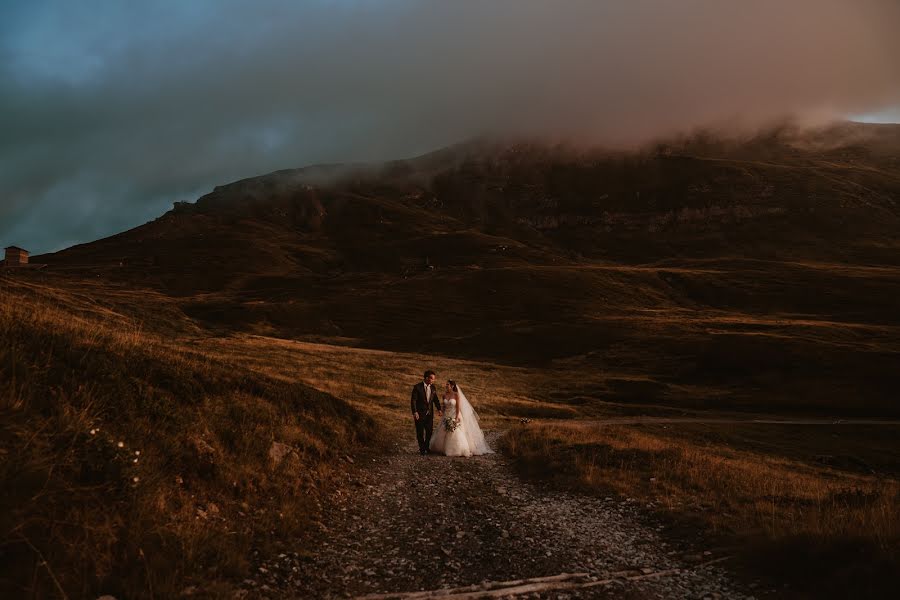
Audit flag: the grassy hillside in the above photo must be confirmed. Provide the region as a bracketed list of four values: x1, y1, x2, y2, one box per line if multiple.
[0, 274, 375, 598]
[5, 123, 898, 595]
[2, 270, 897, 598]
[33, 123, 900, 417]
[501, 422, 900, 599]
[0, 270, 589, 598]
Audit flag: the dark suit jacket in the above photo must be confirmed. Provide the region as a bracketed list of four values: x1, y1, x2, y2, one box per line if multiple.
[410, 381, 442, 419]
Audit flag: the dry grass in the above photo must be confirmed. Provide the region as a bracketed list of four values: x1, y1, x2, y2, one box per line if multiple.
[0, 273, 584, 598]
[0, 275, 376, 599]
[501, 422, 900, 598]
[3, 270, 898, 598]
[194, 334, 583, 431]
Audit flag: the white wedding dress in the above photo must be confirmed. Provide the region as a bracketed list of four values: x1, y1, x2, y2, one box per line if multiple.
[430, 386, 492, 457]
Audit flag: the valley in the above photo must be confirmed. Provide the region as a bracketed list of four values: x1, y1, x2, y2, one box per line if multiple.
[2, 123, 899, 598]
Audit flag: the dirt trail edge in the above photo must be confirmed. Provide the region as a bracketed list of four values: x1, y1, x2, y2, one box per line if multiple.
[244, 431, 755, 599]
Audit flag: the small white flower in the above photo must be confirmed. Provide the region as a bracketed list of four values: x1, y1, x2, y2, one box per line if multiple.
[133, 476, 140, 483]
[133, 458, 139, 464]
[90, 429, 96, 435]
[134, 450, 141, 456]
[117, 442, 124, 448]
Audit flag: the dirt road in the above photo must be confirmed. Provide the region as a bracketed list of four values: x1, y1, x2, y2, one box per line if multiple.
[244, 431, 755, 599]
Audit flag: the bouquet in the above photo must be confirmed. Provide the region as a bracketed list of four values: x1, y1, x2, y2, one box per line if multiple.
[443, 416, 461, 432]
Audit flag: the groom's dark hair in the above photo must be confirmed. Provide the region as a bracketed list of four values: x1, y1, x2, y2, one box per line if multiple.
[424, 370, 436, 379]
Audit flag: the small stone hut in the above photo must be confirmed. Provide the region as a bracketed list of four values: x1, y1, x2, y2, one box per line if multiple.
[4, 246, 29, 266]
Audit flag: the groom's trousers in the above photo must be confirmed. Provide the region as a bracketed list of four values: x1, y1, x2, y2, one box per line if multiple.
[415, 414, 433, 453]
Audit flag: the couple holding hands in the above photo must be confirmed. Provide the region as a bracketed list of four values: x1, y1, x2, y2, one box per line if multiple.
[410, 370, 492, 457]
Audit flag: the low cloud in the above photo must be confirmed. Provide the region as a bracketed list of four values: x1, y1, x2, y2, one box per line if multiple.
[2, 0, 899, 252]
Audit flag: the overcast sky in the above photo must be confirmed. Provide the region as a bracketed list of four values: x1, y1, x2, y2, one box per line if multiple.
[2, 1, 899, 254]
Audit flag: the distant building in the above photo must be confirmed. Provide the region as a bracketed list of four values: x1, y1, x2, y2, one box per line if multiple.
[3, 246, 29, 267]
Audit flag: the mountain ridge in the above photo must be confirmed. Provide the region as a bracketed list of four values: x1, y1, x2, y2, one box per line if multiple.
[25, 121, 900, 415]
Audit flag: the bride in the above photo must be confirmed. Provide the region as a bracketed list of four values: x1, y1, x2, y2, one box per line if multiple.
[430, 380, 492, 456]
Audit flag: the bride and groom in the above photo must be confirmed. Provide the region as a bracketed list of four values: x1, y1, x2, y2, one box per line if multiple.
[410, 370, 492, 457]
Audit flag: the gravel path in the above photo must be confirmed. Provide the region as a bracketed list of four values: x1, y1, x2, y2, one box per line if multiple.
[243, 431, 756, 599]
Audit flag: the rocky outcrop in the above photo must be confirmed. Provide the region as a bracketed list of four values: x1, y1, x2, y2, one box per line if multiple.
[268, 441, 301, 471]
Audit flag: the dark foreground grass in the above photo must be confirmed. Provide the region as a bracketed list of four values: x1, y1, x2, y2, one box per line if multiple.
[3, 269, 897, 598]
[0, 276, 377, 599]
[501, 422, 899, 599]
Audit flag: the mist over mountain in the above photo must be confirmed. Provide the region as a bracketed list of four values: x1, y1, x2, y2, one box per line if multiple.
[5, 5, 900, 598]
[3, 0, 900, 253]
[38, 123, 900, 396]
[44, 121, 900, 262]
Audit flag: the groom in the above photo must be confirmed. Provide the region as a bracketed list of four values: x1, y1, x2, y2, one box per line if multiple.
[411, 370, 442, 455]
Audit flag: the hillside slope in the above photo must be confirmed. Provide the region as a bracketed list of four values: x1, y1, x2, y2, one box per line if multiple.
[0, 276, 375, 598]
[36, 122, 900, 416]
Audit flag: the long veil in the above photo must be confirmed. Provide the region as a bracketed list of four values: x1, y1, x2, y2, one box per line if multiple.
[456, 385, 493, 455]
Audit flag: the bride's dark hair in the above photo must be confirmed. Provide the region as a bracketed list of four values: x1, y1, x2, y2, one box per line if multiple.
[447, 380, 458, 392]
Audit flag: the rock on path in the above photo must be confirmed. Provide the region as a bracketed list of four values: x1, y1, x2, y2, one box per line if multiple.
[244, 431, 753, 599]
